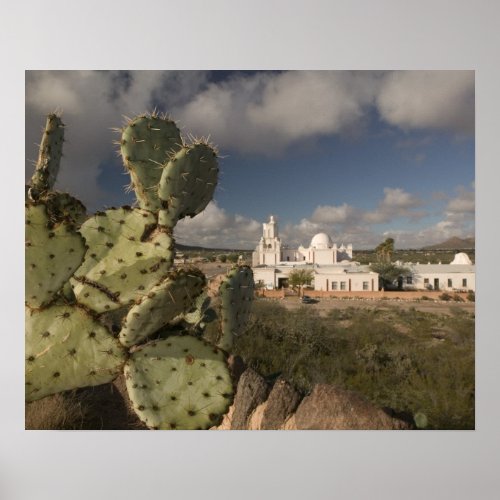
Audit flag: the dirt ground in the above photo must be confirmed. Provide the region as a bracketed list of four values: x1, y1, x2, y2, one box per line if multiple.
[260, 295, 475, 316]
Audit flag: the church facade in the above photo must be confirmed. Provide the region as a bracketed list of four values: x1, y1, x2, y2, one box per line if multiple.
[252, 216, 378, 291]
[251, 215, 475, 293]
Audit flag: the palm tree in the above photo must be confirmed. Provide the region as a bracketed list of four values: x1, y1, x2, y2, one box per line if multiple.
[375, 237, 395, 263]
[288, 269, 314, 297]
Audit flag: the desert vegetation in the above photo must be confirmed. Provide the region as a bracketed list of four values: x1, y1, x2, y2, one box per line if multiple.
[233, 300, 475, 430]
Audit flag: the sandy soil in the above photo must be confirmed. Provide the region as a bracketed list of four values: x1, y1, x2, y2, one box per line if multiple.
[260, 296, 475, 316]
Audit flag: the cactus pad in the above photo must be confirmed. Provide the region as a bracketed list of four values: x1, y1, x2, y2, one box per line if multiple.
[124, 336, 233, 429]
[41, 191, 87, 226]
[120, 114, 182, 210]
[182, 292, 211, 327]
[158, 143, 218, 229]
[25, 203, 86, 309]
[71, 207, 173, 313]
[29, 114, 64, 197]
[217, 266, 254, 351]
[25, 305, 127, 402]
[119, 269, 206, 347]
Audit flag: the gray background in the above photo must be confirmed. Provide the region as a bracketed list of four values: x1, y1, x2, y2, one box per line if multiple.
[2, 1, 499, 498]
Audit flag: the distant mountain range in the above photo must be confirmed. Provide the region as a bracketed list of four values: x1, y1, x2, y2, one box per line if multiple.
[422, 237, 475, 250]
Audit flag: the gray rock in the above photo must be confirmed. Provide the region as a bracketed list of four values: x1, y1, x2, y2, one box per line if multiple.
[230, 368, 269, 430]
[293, 384, 414, 430]
[260, 378, 302, 430]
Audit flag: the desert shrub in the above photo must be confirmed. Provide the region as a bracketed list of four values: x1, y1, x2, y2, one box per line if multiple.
[439, 292, 453, 301]
[467, 290, 475, 302]
[234, 300, 475, 429]
[420, 295, 431, 301]
[453, 294, 464, 302]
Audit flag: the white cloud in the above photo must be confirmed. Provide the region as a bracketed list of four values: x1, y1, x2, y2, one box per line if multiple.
[174, 71, 379, 154]
[376, 71, 474, 134]
[276, 184, 474, 250]
[363, 187, 425, 224]
[310, 203, 361, 225]
[174, 201, 261, 249]
[446, 186, 475, 214]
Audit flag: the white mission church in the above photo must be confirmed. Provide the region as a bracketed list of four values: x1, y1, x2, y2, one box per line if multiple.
[251, 215, 475, 293]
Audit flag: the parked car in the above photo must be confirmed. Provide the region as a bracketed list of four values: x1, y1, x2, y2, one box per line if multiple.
[301, 295, 317, 304]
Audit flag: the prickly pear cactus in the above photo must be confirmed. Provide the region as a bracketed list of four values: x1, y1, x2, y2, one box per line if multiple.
[29, 113, 65, 197]
[25, 203, 86, 309]
[71, 207, 173, 313]
[119, 113, 183, 211]
[25, 111, 254, 430]
[124, 336, 233, 430]
[25, 304, 126, 402]
[119, 268, 206, 347]
[158, 142, 219, 230]
[217, 266, 254, 351]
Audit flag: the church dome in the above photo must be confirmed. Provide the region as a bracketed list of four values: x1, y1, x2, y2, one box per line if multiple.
[310, 232, 332, 249]
[451, 252, 472, 265]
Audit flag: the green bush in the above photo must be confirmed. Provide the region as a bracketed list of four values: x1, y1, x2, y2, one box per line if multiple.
[439, 292, 453, 301]
[234, 300, 475, 429]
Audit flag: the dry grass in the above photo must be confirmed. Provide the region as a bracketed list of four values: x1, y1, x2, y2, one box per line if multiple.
[25, 375, 147, 430]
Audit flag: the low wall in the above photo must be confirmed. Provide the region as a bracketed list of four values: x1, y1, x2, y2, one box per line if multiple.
[256, 289, 471, 301]
[255, 289, 286, 298]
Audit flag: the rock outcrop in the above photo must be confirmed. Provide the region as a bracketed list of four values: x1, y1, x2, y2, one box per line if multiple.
[214, 368, 415, 430]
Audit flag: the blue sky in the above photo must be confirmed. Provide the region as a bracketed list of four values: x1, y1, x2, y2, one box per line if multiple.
[25, 70, 474, 249]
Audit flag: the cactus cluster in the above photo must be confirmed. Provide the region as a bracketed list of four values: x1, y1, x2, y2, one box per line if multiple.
[25, 112, 254, 430]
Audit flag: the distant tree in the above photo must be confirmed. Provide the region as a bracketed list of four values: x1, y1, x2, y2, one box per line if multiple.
[370, 262, 411, 290]
[227, 253, 239, 264]
[375, 238, 395, 263]
[218, 254, 227, 263]
[288, 269, 314, 297]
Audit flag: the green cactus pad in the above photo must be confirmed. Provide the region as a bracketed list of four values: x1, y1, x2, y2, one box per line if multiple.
[217, 266, 254, 351]
[41, 191, 87, 227]
[25, 305, 127, 402]
[119, 269, 206, 347]
[182, 292, 211, 327]
[29, 114, 64, 196]
[120, 114, 182, 210]
[25, 203, 86, 309]
[124, 336, 233, 429]
[71, 207, 173, 313]
[158, 143, 218, 229]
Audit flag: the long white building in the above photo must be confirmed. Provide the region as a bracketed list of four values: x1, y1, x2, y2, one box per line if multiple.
[400, 253, 475, 292]
[252, 215, 475, 292]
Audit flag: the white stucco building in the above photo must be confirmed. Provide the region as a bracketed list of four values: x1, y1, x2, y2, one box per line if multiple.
[252, 216, 377, 291]
[251, 216, 476, 293]
[252, 216, 353, 267]
[401, 252, 475, 292]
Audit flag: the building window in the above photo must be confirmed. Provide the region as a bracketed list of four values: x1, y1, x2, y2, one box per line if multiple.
[362, 281, 369, 290]
[424, 278, 429, 284]
[332, 282, 338, 290]
[448, 278, 452, 288]
[462, 278, 467, 287]
[340, 282, 346, 290]
[406, 276, 412, 284]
